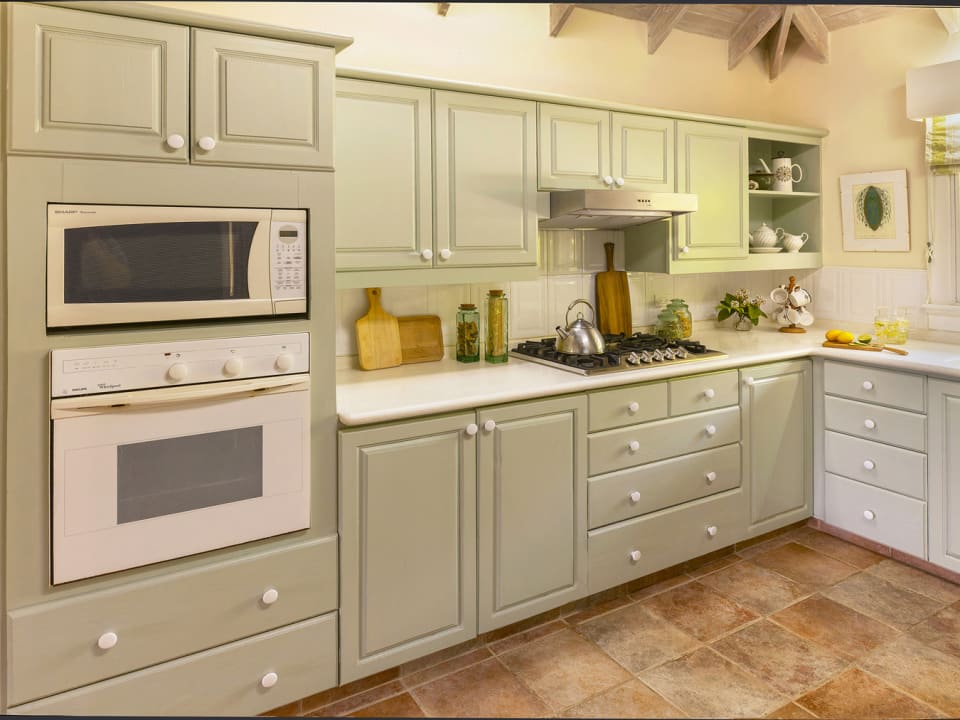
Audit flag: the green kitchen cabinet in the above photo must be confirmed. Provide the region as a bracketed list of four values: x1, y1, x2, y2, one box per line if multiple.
[740, 360, 813, 536]
[477, 396, 588, 633]
[928, 379, 960, 573]
[334, 79, 433, 270]
[611, 112, 675, 192]
[339, 413, 477, 683]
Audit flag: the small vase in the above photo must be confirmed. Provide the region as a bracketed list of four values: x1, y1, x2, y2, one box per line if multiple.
[735, 316, 753, 331]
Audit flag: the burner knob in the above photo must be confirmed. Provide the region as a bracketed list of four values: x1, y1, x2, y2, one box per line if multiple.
[663, 348, 676, 360]
[167, 362, 189, 382]
[639, 351, 653, 364]
[625, 352, 640, 366]
[652, 349, 664, 362]
[675, 347, 688, 359]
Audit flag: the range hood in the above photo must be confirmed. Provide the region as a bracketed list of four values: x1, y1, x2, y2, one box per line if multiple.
[539, 190, 697, 230]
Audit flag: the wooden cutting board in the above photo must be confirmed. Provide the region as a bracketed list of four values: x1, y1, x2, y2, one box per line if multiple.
[398, 315, 444, 364]
[596, 242, 632, 335]
[822, 341, 909, 356]
[355, 288, 403, 370]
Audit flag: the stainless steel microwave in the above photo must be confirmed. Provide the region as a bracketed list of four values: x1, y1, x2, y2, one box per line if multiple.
[46, 204, 307, 328]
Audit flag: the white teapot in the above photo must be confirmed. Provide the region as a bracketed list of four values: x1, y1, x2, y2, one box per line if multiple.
[749, 223, 778, 248]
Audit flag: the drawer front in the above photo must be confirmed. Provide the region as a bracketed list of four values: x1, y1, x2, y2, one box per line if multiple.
[7, 537, 337, 705]
[824, 395, 926, 451]
[588, 490, 747, 593]
[10, 613, 337, 716]
[589, 381, 668, 432]
[824, 361, 925, 411]
[589, 406, 740, 476]
[824, 473, 925, 557]
[824, 431, 925, 500]
[669, 370, 739, 416]
[588, 443, 741, 529]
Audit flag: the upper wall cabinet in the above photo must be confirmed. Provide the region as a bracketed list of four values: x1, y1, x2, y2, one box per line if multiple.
[538, 104, 674, 192]
[8, 4, 334, 169]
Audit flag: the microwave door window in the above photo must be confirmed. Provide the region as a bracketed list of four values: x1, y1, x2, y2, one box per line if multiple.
[116, 426, 264, 523]
[63, 221, 257, 303]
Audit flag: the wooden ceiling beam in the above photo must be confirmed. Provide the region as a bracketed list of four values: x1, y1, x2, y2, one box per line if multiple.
[550, 4, 575, 37]
[768, 6, 794, 81]
[437, 3, 450, 16]
[728, 5, 783, 70]
[648, 4, 689, 54]
[790, 5, 829, 62]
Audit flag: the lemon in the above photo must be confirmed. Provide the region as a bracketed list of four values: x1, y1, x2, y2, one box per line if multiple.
[825, 329, 843, 341]
[835, 331, 855, 344]
[857, 334, 872, 344]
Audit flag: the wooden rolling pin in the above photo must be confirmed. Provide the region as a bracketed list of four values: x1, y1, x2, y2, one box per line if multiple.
[822, 341, 909, 356]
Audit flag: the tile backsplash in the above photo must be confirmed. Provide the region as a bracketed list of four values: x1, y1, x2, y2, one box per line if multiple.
[335, 230, 933, 358]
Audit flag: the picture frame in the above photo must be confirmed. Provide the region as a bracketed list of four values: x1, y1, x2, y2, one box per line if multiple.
[840, 169, 910, 252]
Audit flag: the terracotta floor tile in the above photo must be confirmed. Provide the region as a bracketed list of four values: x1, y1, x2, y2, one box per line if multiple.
[710, 619, 849, 696]
[400, 647, 493, 689]
[487, 619, 567, 655]
[908, 601, 960, 659]
[563, 594, 634, 625]
[769, 595, 899, 660]
[765, 702, 818, 719]
[861, 634, 960, 715]
[639, 647, 786, 718]
[627, 574, 692, 602]
[795, 667, 940, 719]
[824, 571, 948, 630]
[498, 628, 631, 711]
[409, 658, 548, 718]
[751, 542, 859, 587]
[578, 602, 700, 673]
[867, 558, 960, 604]
[348, 693, 425, 718]
[696, 560, 813, 615]
[735, 527, 806, 559]
[642, 581, 759, 642]
[793, 527, 886, 569]
[561, 679, 687, 718]
[686, 552, 742, 578]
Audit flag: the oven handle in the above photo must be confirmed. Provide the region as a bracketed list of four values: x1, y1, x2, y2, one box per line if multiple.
[51, 374, 310, 419]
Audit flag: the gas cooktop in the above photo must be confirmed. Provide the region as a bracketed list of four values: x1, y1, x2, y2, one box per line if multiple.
[510, 333, 727, 375]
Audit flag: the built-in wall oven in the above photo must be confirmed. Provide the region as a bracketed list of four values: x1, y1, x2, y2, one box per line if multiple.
[49, 332, 311, 584]
[46, 204, 307, 328]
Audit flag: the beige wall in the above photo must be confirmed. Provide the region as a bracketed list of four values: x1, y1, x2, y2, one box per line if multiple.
[151, 2, 960, 269]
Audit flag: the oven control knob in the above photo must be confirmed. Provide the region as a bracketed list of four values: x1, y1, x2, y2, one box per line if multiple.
[275, 353, 294, 372]
[167, 363, 189, 382]
[97, 632, 118, 651]
[223, 357, 244, 377]
[625, 352, 640, 366]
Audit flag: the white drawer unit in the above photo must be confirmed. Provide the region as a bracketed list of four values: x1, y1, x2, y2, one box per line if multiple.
[588, 380, 668, 432]
[824, 395, 926, 452]
[823, 360, 925, 412]
[824, 431, 925, 500]
[668, 369, 739, 416]
[824, 473, 925, 557]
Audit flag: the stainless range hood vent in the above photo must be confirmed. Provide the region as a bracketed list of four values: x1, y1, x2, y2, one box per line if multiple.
[539, 190, 697, 230]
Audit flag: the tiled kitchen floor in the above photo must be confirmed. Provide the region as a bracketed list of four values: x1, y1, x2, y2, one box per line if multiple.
[275, 526, 960, 718]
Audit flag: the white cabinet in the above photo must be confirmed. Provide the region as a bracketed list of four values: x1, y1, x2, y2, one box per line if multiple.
[928, 379, 960, 573]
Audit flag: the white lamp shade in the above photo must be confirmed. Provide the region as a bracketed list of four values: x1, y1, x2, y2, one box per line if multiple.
[907, 59, 960, 120]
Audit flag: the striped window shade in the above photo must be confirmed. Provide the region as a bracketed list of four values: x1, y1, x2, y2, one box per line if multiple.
[926, 115, 960, 173]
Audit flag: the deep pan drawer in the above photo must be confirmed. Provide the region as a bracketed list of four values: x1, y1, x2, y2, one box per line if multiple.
[824, 473, 925, 557]
[824, 431, 925, 500]
[823, 361, 925, 412]
[6, 537, 337, 705]
[824, 395, 926, 451]
[588, 380, 668, 432]
[668, 370, 739, 416]
[588, 443, 741, 529]
[588, 406, 740, 476]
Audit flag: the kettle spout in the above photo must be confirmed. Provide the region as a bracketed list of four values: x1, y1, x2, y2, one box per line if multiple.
[758, 158, 773, 174]
[555, 325, 569, 340]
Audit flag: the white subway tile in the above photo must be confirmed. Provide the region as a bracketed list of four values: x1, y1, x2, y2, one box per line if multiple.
[427, 285, 471, 346]
[337, 288, 369, 357]
[582, 230, 624, 272]
[542, 229, 581, 274]
[627, 273, 646, 331]
[380, 286, 428, 317]
[510, 279, 548, 339]
[548, 275, 586, 330]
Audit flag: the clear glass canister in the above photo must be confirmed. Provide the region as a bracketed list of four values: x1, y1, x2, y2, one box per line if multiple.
[484, 290, 509, 363]
[655, 305, 681, 342]
[456, 303, 480, 363]
[668, 298, 693, 339]
[886, 307, 910, 344]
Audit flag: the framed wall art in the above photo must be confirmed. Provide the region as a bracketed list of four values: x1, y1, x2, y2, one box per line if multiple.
[840, 169, 910, 251]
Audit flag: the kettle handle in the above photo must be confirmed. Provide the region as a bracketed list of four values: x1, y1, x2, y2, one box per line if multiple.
[566, 298, 596, 325]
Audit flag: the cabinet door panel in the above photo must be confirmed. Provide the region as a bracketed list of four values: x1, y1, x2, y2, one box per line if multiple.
[538, 104, 610, 190]
[611, 113, 675, 192]
[929, 380, 960, 572]
[9, 4, 189, 161]
[192, 30, 334, 169]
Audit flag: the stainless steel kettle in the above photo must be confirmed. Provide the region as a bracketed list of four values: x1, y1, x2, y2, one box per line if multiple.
[556, 299, 606, 354]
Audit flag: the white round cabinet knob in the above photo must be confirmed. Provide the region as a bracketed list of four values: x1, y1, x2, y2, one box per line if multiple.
[167, 362, 189, 382]
[706, 525, 718, 538]
[680, 246, 690, 254]
[421, 248, 433, 261]
[705, 424, 717, 437]
[615, 177, 625, 187]
[465, 423, 478, 436]
[744, 377, 755, 386]
[705, 471, 717, 484]
[629, 490, 642, 503]
[275, 353, 294, 372]
[223, 357, 244, 377]
[863, 459, 876, 471]
[483, 419, 496, 432]
[97, 632, 118, 651]
[627, 401, 640, 414]
[602, 175, 614, 186]
[628, 440, 640, 453]
[197, 135, 216, 151]
[261, 588, 279, 606]
[862, 380, 874, 391]
[629, 550, 642, 562]
[165, 133, 185, 149]
[260, 672, 279, 689]
[863, 509, 876, 521]
[864, 418, 876, 430]
[703, 388, 716, 399]
[439, 249, 452, 260]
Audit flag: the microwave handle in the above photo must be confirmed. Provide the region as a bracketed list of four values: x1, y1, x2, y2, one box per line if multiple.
[51, 374, 309, 419]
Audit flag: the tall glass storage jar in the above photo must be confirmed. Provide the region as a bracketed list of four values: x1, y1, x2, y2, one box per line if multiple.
[456, 304, 480, 363]
[484, 290, 509, 363]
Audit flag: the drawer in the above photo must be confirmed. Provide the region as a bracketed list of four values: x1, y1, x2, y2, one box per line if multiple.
[824, 431, 925, 500]
[669, 370, 739, 416]
[588, 489, 747, 593]
[588, 443, 741, 529]
[589, 405, 740, 476]
[589, 381, 668, 432]
[824, 360, 925, 412]
[824, 395, 926, 451]
[824, 473, 925, 557]
[10, 612, 337, 716]
[7, 537, 337, 705]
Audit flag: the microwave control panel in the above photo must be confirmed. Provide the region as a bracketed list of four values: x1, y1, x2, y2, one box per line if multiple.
[270, 219, 307, 302]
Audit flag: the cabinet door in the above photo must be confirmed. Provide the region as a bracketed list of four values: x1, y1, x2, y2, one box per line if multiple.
[8, 3, 189, 161]
[192, 30, 334, 169]
[611, 113, 675, 192]
[675, 121, 748, 260]
[435, 92, 538, 267]
[478, 396, 587, 632]
[538, 104, 611, 190]
[339, 413, 477, 683]
[335, 80, 433, 270]
[928, 379, 960, 572]
[741, 360, 813, 536]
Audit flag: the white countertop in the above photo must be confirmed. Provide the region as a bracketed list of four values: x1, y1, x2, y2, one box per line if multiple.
[336, 325, 960, 426]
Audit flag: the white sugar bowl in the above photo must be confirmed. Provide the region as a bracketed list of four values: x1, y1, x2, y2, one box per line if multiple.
[749, 223, 778, 248]
[776, 229, 809, 253]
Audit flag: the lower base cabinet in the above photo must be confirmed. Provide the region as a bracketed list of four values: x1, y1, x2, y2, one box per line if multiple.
[928, 379, 960, 573]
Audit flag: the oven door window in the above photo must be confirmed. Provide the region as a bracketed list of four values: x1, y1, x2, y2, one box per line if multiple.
[62, 221, 257, 303]
[117, 426, 263, 523]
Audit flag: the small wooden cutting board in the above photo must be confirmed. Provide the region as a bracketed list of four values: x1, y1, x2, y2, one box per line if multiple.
[596, 242, 632, 335]
[355, 288, 403, 370]
[398, 315, 444, 364]
[822, 341, 909, 356]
